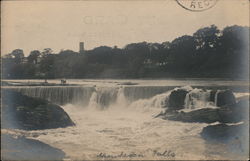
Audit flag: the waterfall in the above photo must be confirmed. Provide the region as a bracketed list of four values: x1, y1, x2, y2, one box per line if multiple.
[123, 86, 175, 102]
[3, 86, 219, 112]
[116, 87, 128, 107]
[214, 90, 221, 106]
[127, 91, 172, 115]
[7, 86, 95, 106]
[88, 87, 118, 109]
[4, 86, 175, 107]
[184, 88, 213, 110]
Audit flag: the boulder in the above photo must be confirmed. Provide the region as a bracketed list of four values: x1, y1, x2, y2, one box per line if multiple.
[163, 108, 221, 123]
[219, 98, 249, 123]
[1, 133, 65, 160]
[215, 90, 236, 107]
[167, 89, 189, 110]
[162, 97, 249, 123]
[2, 89, 75, 130]
[201, 123, 248, 142]
[201, 123, 249, 157]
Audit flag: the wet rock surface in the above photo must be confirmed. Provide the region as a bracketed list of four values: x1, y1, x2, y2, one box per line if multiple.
[1, 133, 65, 160]
[160, 89, 247, 124]
[215, 90, 236, 107]
[201, 123, 249, 157]
[167, 89, 189, 110]
[2, 89, 75, 130]
[163, 99, 248, 124]
[201, 123, 247, 141]
[163, 108, 221, 123]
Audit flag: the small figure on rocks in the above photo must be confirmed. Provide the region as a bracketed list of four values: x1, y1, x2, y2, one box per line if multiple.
[61, 79, 67, 85]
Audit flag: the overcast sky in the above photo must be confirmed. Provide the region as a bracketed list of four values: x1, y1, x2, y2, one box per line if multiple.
[1, 0, 249, 56]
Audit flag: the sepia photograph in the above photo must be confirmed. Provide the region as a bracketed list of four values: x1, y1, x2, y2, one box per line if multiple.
[1, 0, 249, 160]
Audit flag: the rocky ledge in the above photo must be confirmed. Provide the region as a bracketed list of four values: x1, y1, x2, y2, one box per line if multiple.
[158, 88, 248, 124]
[161, 98, 248, 123]
[2, 89, 75, 130]
[201, 123, 248, 142]
[157, 88, 249, 152]
[1, 133, 65, 160]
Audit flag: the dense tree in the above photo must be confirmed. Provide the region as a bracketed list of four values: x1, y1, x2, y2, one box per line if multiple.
[218, 25, 249, 78]
[168, 35, 196, 71]
[10, 49, 25, 64]
[39, 54, 55, 79]
[1, 25, 249, 79]
[41, 48, 53, 57]
[193, 25, 220, 52]
[28, 50, 41, 64]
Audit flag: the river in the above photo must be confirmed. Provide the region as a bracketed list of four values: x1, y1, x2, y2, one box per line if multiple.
[2, 79, 249, 160]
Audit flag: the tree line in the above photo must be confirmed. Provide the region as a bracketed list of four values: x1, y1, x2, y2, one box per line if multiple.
[1, 25, 249, 79]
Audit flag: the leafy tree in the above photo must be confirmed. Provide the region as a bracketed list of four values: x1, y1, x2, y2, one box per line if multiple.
[10, 49, 24, 64]
[1, 25, 249, 79]
[193, 25, 220, 52]
[28, 50, 41, 64]
[58, 50, 78, 56]
[41, 48, 53, 57]
[168, 35, 196, 72]
[39, 50, 55, 79]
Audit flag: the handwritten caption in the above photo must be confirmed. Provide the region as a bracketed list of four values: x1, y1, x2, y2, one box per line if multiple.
[96, 149, 175, 159]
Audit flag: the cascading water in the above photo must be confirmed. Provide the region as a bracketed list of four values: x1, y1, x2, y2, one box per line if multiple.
[214, 90, 221, 106]
[116, 87, 128, 107]
[2, 85, 246, 160]
[184, 88, 215, 111]
[5, 86, 177, 108]
[10, 86, 95, 106]
[5, 86, 219, 112]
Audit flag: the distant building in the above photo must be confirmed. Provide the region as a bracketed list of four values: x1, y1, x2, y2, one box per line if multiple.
[79, 42, 85, 53]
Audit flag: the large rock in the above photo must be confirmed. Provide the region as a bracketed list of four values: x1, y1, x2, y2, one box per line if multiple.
[210, 90, 236, 107]
[167, 89, 189, 110]
[1, 133, 65, 160]
[219, 98, 249, 123]
[2, 89, 75, 130]
[163, 108, 221, 123]
[201, 123, 249, 158]
[162, 97, 249, 123]
[201, 123, 248, 143]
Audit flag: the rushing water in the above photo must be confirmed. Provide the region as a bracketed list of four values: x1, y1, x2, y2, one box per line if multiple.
[2, 79, 249, 160]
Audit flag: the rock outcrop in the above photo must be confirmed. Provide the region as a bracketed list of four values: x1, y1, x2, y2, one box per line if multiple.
[166, 89, 236, 111]
[167, 89, 189, 110]
[1, 133, 65, 160]
[210, 89, 236, 107]
[162, 98, 248, 124]
[163, 108, 221, 123]
[160, 89, 247, 124]
[200, 122, 249, 157]
[160, 88, 249, 154]
[216, 90, 236, 107]
[200, 123, 247, 141]
[2, 89, 75, 130]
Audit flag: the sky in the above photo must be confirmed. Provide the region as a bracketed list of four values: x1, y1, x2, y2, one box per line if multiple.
[1, 0, 249, 56]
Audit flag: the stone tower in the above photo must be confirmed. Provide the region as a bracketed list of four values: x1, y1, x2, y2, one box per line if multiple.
[79, 42, 84, 53]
